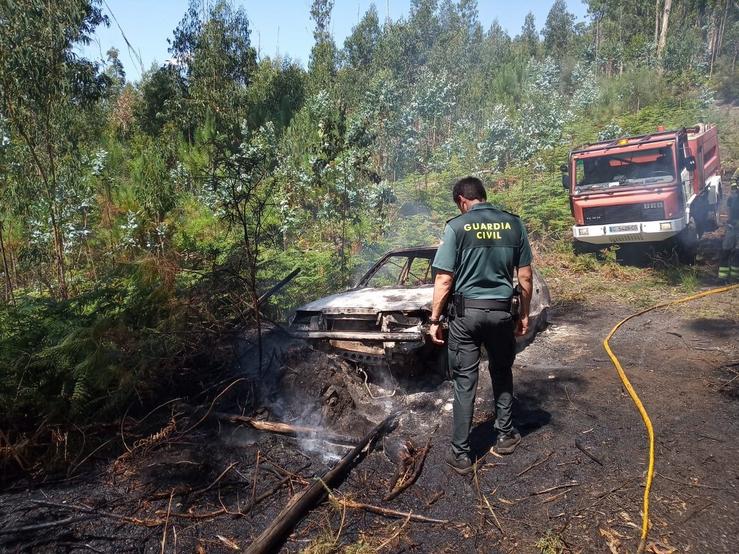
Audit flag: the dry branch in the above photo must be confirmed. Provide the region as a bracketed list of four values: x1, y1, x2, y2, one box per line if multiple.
[575, 440, 604, 466]
[333, 498, 448, 524]
[216, 413, 360, 446]
[244, 413, 398, 554]
[516, 451, 553, 478]
[473, 465, 503, 535]
[149, 461, 238, 500]
[532, 482, 580, 495]
[0, 515, 93, 535]
[29, 500, 163, 527]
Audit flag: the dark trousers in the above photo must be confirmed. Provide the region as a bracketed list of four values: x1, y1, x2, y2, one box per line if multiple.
[719, 223, 738, 279]
[448, 308, 516, 458]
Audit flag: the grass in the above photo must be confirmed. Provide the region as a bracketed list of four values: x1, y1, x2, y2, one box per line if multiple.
[536, 238, 721, 310]
[536, 530, 566, 554]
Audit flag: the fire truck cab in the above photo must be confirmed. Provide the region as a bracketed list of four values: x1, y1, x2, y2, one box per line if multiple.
[562, 124, 722, 262]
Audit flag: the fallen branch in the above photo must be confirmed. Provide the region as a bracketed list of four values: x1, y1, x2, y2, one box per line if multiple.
[245, 413, 398, 554]
[216, 413, 360, 446]
[261, 458, 310, 485]
[0, 515, 93, 536]
[29, 500, 163, 527]
[149, 461, 238, 500]
[532, 482, 580, 495]
[426, 491, 444, 506]
[160, 491, 174, 554]
[678, 500, 713, 524]
[564, 386, 597, 419]
[179, 379, 246, 435]
[160, 508, 226, 520]
[516, 451, 553, 478]
[159, 465, 310, 520]
[655, 472, 725, 490]
[376, 513, 411, 551]
[575, 440, 604, 466]
[334, 498, 448, 524]
[251, 452, 261, 508]
[473, 465, 503, 535]
[539, 489, 570, 504]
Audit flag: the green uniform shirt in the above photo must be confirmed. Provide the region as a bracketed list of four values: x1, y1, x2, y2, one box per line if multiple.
[432, 202, 532, 299]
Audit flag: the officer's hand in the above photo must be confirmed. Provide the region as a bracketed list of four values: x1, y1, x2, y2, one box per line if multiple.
[515, 315, 529, 337]
[429, 323, 445, 345]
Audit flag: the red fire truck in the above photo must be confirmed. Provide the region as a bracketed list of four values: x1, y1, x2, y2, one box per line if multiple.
[562, 124, 722, 262]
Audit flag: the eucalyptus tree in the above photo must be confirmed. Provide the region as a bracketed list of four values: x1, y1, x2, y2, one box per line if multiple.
[309, 0, 338, 93]
[0, 0, 109, 299]
[170, 0, 257, 137]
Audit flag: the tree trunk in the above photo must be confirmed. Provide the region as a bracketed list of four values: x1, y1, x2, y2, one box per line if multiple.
[595, 17, 600, 68]
[10, 244, 18, 290]
[654, 0, 660, 49]
[656, 0, 672, 61]
[717, 0, 729, 54]
[619, 6, 624, 75]
[0, 220, 15, 305]
[49, 204, 69, 300]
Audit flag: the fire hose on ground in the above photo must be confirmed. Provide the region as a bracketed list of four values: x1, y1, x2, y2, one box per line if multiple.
[602, 283, 739, 554]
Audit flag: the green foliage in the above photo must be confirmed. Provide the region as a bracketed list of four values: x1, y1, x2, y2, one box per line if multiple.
[1, 0, 737, 434]
[543, 0, 575, 61]
[0, 261, 188, 425]
[136, 65, 188, 136]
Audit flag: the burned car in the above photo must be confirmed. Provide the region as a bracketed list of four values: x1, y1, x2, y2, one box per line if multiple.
[289, 247, 550, 375]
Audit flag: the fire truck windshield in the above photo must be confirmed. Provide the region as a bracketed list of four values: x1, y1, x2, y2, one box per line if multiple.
[574, 146, 675, 192]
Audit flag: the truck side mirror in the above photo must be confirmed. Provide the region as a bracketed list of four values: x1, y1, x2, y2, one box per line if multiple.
[684, 156, 696, 171]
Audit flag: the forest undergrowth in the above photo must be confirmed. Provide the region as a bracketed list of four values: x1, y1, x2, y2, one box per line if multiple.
[1, 0, 737, 477]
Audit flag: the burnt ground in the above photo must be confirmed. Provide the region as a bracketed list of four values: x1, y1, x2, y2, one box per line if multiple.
[1, 286, 737, 553]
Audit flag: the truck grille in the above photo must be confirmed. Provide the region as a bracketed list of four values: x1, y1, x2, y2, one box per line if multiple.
[584, 203, 665, 225]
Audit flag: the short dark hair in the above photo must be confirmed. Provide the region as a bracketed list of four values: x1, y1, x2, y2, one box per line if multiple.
[452, 176, 487, 204]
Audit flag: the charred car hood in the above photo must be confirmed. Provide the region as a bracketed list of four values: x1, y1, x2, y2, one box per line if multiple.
[298, 285, 433, 314]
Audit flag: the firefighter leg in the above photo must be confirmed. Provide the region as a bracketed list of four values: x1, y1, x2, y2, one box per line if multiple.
[719, 225, 735, 280]
[731, 241, 739, 282]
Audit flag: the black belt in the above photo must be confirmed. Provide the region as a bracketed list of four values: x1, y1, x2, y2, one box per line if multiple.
[463, 298, 511, 311]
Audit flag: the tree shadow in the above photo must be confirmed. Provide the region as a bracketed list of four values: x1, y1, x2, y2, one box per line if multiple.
[686, 318, 738, 339]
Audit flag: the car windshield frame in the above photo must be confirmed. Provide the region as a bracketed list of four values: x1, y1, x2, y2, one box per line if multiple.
[356, 251, 437, 289]
[573, 145, 677, 193]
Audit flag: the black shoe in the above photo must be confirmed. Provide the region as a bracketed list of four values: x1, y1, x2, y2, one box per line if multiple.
[492, 430, 521, 455]
[445, 449, 474, 475]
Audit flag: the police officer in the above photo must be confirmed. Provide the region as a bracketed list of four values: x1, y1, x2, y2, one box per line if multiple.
[429, 176, 533, 475]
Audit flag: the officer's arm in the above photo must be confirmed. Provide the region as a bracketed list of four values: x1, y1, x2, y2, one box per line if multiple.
[516, 265, 533, 336]
[431, 270, 453, 321]
[429, 270, 453, 345]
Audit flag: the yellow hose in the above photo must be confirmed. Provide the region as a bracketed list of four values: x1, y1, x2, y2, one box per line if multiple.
[602, 283, 739, 554]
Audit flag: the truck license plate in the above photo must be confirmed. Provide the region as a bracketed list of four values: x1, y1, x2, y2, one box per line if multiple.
[609, 224, 639, 233]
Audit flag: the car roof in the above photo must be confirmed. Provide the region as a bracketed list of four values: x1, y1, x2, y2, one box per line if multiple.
[384, 246, 438, 256]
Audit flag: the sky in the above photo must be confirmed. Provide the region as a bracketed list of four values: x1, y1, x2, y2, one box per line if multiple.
[78, 1, 589, 82]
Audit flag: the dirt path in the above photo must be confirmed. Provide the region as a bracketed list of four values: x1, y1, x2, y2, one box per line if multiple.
[1, 292, 737, 553]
